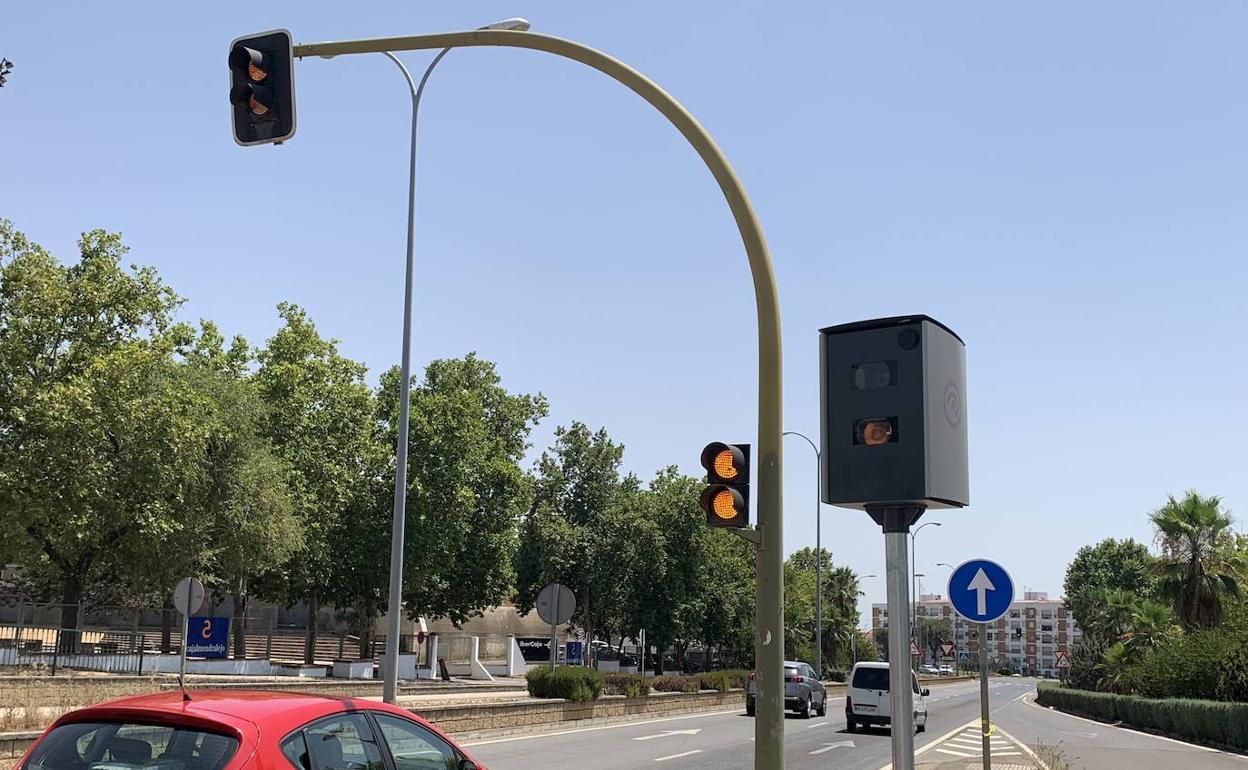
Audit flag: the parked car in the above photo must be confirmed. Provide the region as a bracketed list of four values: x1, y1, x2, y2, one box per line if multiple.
[938, 664, 954, 676]
[16, 690, 486, 770]
[845, 661, 929, 734]
[745, 660, 828, 719]
[919, 664, 940, 675]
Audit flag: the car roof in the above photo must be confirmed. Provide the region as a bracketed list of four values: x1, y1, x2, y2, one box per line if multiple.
[783, 660, 808, 667]
[53, 690, 426, 741]
[851, 661, 890, 669]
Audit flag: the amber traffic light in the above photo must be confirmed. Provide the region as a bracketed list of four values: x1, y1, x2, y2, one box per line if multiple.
[699, 442, 750, 528]
[229, 30, 296, 146]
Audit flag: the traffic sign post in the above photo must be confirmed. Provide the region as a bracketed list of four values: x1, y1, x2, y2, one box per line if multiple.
[173, 577, 205, 695]
[948, 560, 1014, 770]
[537, 583, 575, 671]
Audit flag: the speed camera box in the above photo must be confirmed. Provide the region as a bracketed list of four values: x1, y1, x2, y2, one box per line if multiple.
[819, 315, 968, 510]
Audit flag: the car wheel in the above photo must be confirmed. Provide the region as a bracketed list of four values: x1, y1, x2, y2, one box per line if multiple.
[745, 698, 755, 717]
[816, 695, 827, 717]
[916, 721, 926, 733]
[800, 695, 812, 719]
[846, 720, 857, 733]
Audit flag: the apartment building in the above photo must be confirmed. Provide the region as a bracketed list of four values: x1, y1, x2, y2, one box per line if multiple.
[871, 591, 1081, 677]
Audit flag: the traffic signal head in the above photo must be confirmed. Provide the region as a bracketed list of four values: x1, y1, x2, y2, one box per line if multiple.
[699, 442, 750, 528]
[229, 30, 296, 146]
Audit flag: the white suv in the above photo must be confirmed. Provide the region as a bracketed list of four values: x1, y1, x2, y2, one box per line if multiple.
[845, 661, 929, 733]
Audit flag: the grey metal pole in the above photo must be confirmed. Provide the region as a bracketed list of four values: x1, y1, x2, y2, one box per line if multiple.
[381, 46, 449, 705]
[549, 592, 559, 671]
[885, 531, 915, 770]
[784, 430, 821, 678]
[980, 622, 991, 770]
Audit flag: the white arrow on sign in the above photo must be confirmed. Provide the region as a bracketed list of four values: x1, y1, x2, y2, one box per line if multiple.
[633, 729, 701, 741]
[809, 740, 855, 755]
[968, 567, 996, 616]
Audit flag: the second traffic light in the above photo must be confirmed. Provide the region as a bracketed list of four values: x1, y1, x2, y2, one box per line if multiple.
[229, 29, 296, 146]
[699, 442, 750, 528]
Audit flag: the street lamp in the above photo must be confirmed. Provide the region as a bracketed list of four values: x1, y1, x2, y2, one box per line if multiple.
[853, 574, 876, 665]
[783, 430, 822, 677]
[909, 521, 940, 668]
[380, 15, 533, 706]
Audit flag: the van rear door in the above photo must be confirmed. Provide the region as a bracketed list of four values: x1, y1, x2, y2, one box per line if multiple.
[850, 666, 890, 719]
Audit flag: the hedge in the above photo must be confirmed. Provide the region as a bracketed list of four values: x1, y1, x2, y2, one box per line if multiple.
[696, 669, 750, 692]
[525, 666, 604, 702]
[1036, 682, 1248, 752]
[603, 672, 650, 698]
[651, 675, 700, 693]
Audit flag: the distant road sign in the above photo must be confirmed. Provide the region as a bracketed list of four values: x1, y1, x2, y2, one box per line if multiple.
[939, 641, 956, 658]
[910, 639, 921, 657]
[948, 560, 1014, 623]
[173, 577, 205, 616]
[1054, 650, 1071, 669]
[536, 583, 576, 626]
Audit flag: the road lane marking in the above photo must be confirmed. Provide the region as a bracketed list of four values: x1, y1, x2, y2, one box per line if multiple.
[809, 740, 855, 755]
[654, 750, 701, 762]
[936, 748, 974, 757]
[461, 708, 740, 747]
[804, 721, 829, 729]
[874, 718, 982, 770]
[1021, 694, 1245, 758]
[634, 729, 701, 741]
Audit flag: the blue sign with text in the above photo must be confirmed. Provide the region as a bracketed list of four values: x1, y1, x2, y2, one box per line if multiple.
[948, 559, 1014, 624]
[187, 616, 229, 658]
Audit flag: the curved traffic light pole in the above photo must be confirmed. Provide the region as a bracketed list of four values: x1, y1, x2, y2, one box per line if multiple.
[294, 29, 785, 769]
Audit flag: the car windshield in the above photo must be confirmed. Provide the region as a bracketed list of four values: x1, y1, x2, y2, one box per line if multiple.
[22, 721, 239, 770]
[784, 666, 800, 678]
[852, 667, 889, 690]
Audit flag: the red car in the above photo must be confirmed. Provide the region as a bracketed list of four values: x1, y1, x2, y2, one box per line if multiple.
[14, 690, 484, 770]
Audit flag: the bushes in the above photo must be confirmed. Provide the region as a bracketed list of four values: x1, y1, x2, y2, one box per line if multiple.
[528, 668, 749, 700]
[603, 672, 650, 698]
[651, 675, 700, 693]
[525, 666, 604, 702]
[1036, 682, 1248, 751]
[695, 669, 750, 692]
[1131, 630, 1237, 700]
[824, 669, 847, 683]
[1217, 643, 1248, 702]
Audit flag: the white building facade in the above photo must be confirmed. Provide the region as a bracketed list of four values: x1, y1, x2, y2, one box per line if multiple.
[871, 591, 1081, 677]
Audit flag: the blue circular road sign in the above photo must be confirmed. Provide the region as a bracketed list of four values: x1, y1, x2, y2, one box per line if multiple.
[947, 559, 1014, 623]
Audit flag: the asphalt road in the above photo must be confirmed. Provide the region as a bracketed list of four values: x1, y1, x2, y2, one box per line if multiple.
[464, 677, 1037, 770]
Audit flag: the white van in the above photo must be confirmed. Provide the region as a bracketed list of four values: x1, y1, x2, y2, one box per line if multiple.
[845, 661, 929, 733]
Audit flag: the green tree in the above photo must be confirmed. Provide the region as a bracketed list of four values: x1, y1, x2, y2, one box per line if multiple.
[517, 422, 626, 662]
[1121, 599, 1177, 654]
[184, 325, 302, 658]
[254, 304, 374, 662]
[1062, 538, 1157, 634]
[0, 222, 205, 631]
[1150, 490, 1246, 630]
[372, 354, 547, 632]
[693, 529, 755, 666]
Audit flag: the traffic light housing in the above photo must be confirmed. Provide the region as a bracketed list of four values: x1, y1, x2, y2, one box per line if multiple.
[229, 30, 296, 146]
[699, 442, 750, 528]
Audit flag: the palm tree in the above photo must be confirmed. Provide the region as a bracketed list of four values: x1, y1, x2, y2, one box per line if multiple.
[1096, 642, 1138, 693]
[1150, 491, 1247, 630]
[824, 566, 861, 618]
[1085, 588, 1139, 643]
[1122, 599, 1177, 653]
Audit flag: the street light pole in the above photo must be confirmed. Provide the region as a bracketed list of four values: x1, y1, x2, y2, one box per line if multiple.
[854, 574, 876, 665]
[295, 27, 785, 767]
[909, 521, 941, 667]
[784, 430, 822, 677]
[379, 17, 531, 706]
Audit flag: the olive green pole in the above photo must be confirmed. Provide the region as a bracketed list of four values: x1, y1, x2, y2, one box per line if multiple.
[294, 29, 785, 768]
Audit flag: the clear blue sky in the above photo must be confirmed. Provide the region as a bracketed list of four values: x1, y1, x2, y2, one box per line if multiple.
[4, 1, 1246, 627]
